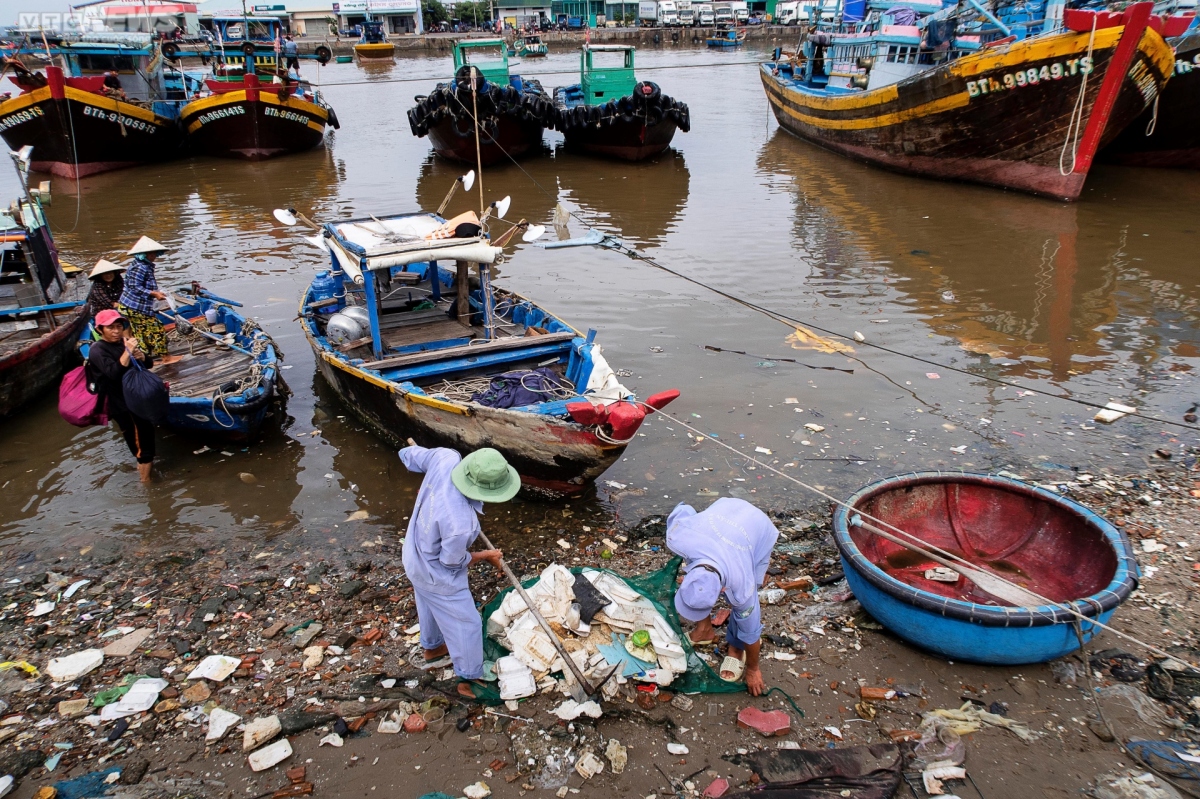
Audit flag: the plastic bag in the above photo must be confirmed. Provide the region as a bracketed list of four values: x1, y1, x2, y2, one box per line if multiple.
[58, 366, 108, 427]
[122, 358, 169, 423]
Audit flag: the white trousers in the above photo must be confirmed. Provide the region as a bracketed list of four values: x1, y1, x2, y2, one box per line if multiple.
[413, 584, 484, 680]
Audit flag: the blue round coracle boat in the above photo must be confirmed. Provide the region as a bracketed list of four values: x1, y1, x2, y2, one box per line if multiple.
[832, 472, 1138, 665]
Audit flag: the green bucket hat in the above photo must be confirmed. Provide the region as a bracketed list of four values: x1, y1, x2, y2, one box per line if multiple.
[451, 448, 521, 503]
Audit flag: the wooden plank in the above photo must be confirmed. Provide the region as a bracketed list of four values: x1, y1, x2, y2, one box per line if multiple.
[366, 331, 576, 372]
[456, 260, 470, 327]
[380, 318, 474, 350]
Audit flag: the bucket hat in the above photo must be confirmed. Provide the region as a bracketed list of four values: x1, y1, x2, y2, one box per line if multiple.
[451, 447, 520, 503]
[674, 566, 721, 622]
[89, 259, 125, 279]
[127, 236, 168, 255]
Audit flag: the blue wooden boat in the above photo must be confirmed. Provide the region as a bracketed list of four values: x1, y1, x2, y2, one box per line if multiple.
[284, 206, 678, 497]
[78, 288, 282, 441]
[832, 472, 1137, 665]
[705, 27, 745, 46]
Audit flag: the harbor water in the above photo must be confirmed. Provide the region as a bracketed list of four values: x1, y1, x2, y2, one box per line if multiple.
[2, 43, 1197, 556]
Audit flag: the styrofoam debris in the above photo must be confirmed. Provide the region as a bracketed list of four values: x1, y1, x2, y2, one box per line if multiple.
[206, 708, 241, 742]
[45, 649, 104, 682]
[188, 655, 242, 682]
[551, 699, 602, 720]
[464, 781, 492, 798]
[248, 738, 292, 772]
[667, 743, 689, 755]
[1094, 402, 1136, 424]
[99, 678, 168, 720]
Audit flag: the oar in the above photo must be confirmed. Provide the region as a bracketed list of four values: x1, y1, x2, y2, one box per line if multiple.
[476, 530, 617, 703]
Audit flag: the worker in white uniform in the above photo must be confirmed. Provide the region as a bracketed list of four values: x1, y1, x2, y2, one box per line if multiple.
[399, 441, 520, 698]
[666, 497, 780, 696]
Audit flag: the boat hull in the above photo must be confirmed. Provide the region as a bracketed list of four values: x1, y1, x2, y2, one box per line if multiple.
[760, 16, 1174, 200]
[425, 112, 545, 165]
[0, 76, 183, 178]
[0, 308, 87, 418]
[355, 42, 395, 58]
[1100, 32, 1200, 168]
[832, 473, 1137, 665]
[562, 116, 679, 160]
[180, 90, 328, 160]
[306, 332, 626, 496]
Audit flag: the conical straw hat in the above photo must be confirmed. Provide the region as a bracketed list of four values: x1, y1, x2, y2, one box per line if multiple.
[127, 236, 168, 255]
[89, 259, 125, 279]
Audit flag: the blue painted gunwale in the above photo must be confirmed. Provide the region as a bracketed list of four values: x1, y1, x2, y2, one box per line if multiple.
[831, 471, 1139, 664]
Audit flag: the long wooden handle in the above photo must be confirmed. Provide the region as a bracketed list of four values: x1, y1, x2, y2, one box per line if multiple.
[476, 531, 594, 692]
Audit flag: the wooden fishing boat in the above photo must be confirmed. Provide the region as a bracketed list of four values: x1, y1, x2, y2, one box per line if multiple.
[553, 45, 690, 161]
[354, 21, 396, 59]
[832, 472, 1136, 664]
[706, 27, 746, 46]
[1100, 30, 1200, 168]
[760, 1, 1180, 200]
[282, 204, 678, 496]
[78, 288, 284, 440]
[0, 184, 88, 418]
[408, 39, 554, 165]
[0, 34, 189, 178]
[515, 34, 549, 57]
[180, 71, 340, 160]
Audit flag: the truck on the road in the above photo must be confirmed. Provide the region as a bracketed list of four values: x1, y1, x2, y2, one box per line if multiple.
[774, 0, 801, 23]
[639, 1, 659, 24]
[659, 0, 680, 24]
[678, 1, 696, 24]
[697, 3, 714, 24]
[730, 0, 748, 22]
[714, 3, 734, 23]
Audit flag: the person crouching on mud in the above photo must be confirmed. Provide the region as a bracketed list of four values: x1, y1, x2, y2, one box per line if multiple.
[399, 440, 519, 699]
[667, 497, 780, 696]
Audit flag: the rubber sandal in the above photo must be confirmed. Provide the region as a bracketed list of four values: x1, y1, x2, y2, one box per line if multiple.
[719, 653, 745, 683]
[408, 645, 451, 670]
[688, 635, 716, 647]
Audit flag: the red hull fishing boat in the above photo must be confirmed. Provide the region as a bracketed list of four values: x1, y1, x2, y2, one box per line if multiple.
[553, 45, 690, 161]
[760, 2, 1180, 200]
[0, 36, 186, 178]
[180, 72, 339, 160]
[1101, 30, 1200, 168]
[0, 157, 87, 417]
[408, 39, 554, 165]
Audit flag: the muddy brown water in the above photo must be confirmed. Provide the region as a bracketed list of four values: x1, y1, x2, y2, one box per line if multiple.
[2, 44, 1198, 557]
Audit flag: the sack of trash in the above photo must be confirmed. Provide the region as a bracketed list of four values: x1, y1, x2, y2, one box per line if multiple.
[481, 557, 739, 701]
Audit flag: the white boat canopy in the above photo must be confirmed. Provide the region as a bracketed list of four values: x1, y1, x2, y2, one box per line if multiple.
[327, 213, 502, 285]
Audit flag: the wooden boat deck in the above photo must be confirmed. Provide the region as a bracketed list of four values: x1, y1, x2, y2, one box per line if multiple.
[0, 309, 81, 360]
[155, 338, 254, 398]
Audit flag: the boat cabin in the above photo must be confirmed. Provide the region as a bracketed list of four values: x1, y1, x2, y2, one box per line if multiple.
[453, 39, 514, 86]
[208, 15, 286, 43]
[561, 45, 635, 107]
[359, 20, 388, 43]
[9, 33, 195, 108]
[307, 212, 605, 414]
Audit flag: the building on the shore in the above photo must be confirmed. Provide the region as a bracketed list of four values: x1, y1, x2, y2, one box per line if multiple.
[550, 0, 604, 24]
[333, 0, 424, 34]
[495, 0, 551, 28]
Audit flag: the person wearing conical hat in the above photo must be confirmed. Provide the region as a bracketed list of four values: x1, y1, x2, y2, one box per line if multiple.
[398, 439, 518, 699]
[85, 258, 125, 320]
[116, 236, 181, 366]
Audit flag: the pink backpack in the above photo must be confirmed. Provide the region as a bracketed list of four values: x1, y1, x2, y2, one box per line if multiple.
[59, 365, 108, 427]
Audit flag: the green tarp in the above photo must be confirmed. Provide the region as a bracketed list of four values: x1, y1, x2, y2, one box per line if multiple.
[477, 556, 742, 704]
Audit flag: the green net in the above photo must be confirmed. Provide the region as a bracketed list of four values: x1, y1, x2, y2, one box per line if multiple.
[476, 556, 743, 705]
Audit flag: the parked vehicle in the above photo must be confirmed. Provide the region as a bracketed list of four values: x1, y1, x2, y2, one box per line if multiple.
[658, 0, 680, 25]
[697, 4, 714, 25]
[638, 0, 659, 24]
[714, 3, 734, 24]
[730, 0, 749, 22]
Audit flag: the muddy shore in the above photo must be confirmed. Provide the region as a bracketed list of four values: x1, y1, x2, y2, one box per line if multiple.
[0, 454, 1197, 799]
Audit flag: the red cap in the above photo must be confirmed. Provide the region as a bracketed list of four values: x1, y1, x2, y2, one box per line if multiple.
[94, 309, 128, 328]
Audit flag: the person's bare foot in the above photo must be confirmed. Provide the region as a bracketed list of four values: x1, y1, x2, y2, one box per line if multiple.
[457, 681, 482, 699]
[137, 462, 152, 483]
[423, 643, 448, 661]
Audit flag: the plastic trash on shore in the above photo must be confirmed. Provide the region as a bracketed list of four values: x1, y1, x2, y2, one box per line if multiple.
[485, 563, 687, 695]
[45, 649, 104, 683]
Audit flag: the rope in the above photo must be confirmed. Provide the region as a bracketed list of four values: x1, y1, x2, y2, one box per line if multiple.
[763, 686, 806, 717]
[1145, 93, 1159, 137]
[634, 401, 1198, 669]
[1059, 16, 1096, 176]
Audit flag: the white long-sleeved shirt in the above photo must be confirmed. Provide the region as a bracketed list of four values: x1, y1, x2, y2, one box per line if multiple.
[399, 445, 484, 595]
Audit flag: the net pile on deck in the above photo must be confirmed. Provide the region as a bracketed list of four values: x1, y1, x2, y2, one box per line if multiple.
[486, 564, 687, 701]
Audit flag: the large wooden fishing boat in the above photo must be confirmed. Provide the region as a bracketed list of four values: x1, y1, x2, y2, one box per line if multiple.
[278, 200, 678, 496]
[408, 39, 554, 165]
[1100, 30, 1200, 168]
[180, 70, 339, 160]
[553, 45, 690, 161]
[760, 1, 1178, 200]
[0, 174, 88, 418]
[0, 34, 188, 178]
[78, 287, 283, 440]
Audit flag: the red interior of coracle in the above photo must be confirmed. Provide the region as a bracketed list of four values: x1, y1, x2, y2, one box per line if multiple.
[848, 480, 1118, 606]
